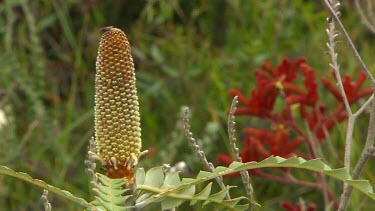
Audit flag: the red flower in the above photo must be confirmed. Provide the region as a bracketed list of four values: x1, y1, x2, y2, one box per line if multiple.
[322, 71, 373, 104]
[230, 57, 307, 118]
[281, 201, 316, 211]
[285, 63, 319, 106]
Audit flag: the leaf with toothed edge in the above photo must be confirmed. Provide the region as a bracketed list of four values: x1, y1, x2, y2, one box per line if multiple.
[134, 155, 375, 210]
[0, 165, 93, 209]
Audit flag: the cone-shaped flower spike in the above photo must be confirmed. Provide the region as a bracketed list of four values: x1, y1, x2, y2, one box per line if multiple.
[94, 26, 142, 182]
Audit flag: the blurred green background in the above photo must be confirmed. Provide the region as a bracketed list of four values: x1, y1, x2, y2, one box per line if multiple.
[0, 0, 374, 210]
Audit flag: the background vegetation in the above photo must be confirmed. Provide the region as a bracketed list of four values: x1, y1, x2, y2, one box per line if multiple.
[0, 0, 374, 210]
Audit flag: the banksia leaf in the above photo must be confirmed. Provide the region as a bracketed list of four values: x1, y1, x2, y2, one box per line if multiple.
[95, 26, 142, 183]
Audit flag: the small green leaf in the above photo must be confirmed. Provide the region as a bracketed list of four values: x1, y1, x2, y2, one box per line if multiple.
[161, 198, 184, 210]
[196, 171, 212, 180]
[161, 171, 180, 189]
[136, 168, 146, 186]
[144, 166, 164, 188]
[204, 186, 232, 206]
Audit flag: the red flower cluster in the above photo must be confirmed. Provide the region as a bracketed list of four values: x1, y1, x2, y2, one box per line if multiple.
[281, 201, 316, 211]
[322, 71, 373, 104]
[218, 57, 373, 165]
[216, 57, 373, 211]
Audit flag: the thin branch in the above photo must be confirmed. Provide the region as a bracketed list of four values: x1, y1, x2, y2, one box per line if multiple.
[353, 94, 374, 117]
[182, 107, 230, 200]
[254, 170, 338, 206]
[322, 0, 375, 88]
[325, 0, 356, 173]
[227, 96, 254, 207]
[338, 98, 375, 210]
[366, 0, 375, 24]
[325, 0, 352, 116]
[355, 0, 375, 34]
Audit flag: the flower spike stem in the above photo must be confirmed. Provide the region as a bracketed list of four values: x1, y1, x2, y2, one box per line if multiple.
[227, 96, 254, 208]
[182, 107, 231, 200]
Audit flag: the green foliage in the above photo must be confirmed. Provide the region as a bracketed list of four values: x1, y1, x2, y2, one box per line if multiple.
[2, 155, 374, 210]
[0, 165, 91, 208]
[134, 167, 249, 210]
[89, 174, 133, 211]
[1, 0, 375, 210]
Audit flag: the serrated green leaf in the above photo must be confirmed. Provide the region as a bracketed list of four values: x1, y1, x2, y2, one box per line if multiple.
[228, 161, 243, 169]
[97, 174, 126, 190]
[0, 165, 92, 208]
[213, 166, 229, 174]
[278, 156, 305, 165]
[300, 158, 330, 171]
[258, 156, 278, 165]
[92, 173, 134, 210]
[324, 168, 351, 180]
[181, 178, 195, 184]
[190, 183, 212, 206]
[94, 195, 128, 211]
[144, 166, 164, 188]
[346, 180, 372, 193]
[94, 184, 127, 197]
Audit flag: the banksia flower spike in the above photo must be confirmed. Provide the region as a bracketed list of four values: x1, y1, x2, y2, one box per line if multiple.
[94, 26, 145, 182]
